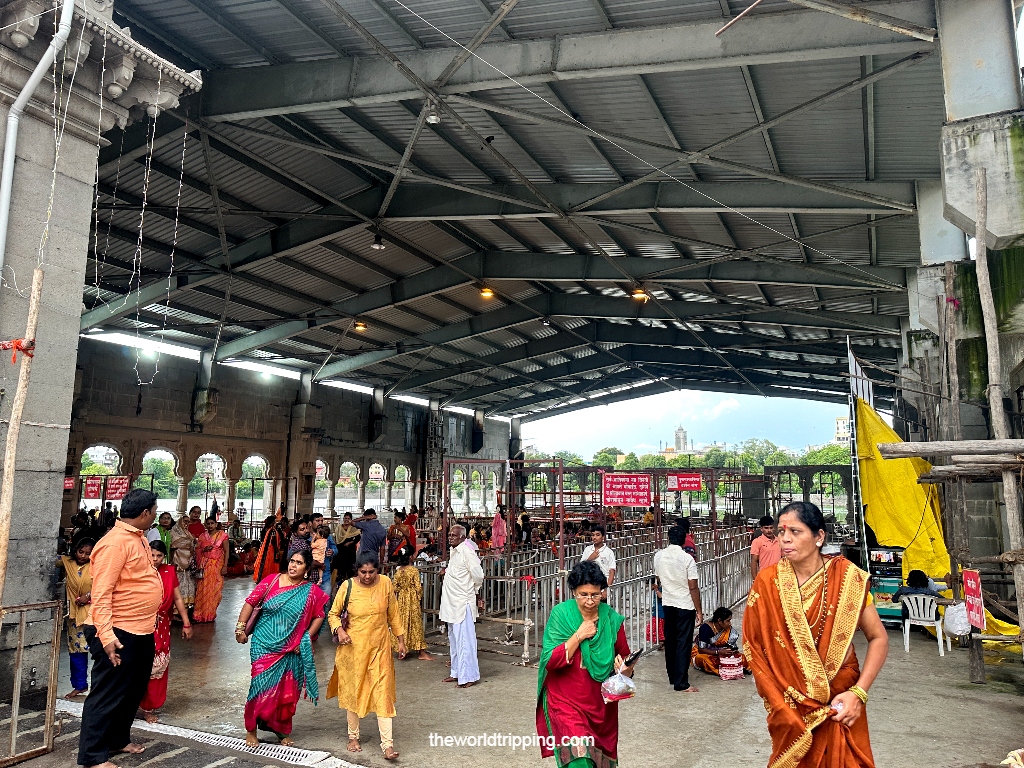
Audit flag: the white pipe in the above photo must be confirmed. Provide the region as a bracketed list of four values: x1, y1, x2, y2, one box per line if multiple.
[0, 0, 76, 275]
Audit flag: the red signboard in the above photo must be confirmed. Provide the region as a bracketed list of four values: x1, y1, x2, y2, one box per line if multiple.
[105, 476, 132, 501]
[601, 473, 652, 507]
[83, 476, 103, 500]
[63, 477, 75, 490]
[963, 568, 986, 630]
[666, 473, 703, 492]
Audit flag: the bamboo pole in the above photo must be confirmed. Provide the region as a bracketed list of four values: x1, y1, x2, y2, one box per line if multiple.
[0, 267, 43, 608]
[971, 167, 1024, 661]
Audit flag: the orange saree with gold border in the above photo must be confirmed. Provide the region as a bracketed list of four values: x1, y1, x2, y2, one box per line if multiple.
[743, 556, 874, 768]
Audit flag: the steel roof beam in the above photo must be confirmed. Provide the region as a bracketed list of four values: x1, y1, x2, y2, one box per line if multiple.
[211, 249, 903, 359]
[202, 0, 934, 121]
[345, 180, 915, 218]
[314, 292, 900, 379]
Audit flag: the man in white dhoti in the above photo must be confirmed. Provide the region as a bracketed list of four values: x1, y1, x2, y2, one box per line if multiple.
[440, 524, 484, 688]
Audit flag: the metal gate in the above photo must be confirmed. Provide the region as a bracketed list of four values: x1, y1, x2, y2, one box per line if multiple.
[0, 601, 62, 767]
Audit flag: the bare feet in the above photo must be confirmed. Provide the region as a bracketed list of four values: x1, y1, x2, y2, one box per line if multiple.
[141, 710, 159, 724]
[63, 689, 86, 700]
[279, 737, 294, 747]
[84, 762, 118, 768]
[441, 676, 457, 683]
[383, 747, 400, 760]
[245, 730, 259, 747]
[347, 738, 362, 752]
[676, 685, 700, 693]
[112, 743, 145, 755]
[418, 651, 434, 660]
[457, 681, 478, 688]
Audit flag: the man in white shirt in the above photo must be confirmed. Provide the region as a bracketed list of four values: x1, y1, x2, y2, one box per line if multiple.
[580, 525, 616, 588]
[439, 524, 484, 688]
[653, 526, 703, 692]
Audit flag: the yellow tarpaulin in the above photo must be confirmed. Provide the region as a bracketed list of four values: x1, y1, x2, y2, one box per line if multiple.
[855, 397, 949, 580]
[855, 397, 1020, 645]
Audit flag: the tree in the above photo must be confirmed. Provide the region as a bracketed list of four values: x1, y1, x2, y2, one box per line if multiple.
[738, 439, 796, 473]
[137, 456, 177, 499]
[592, 447, 622, 467]
[553, 450, 585, 467]
[619, 452, 641, 470]
[800, 444, 852, 465]
[80, 454, 112, 477]
[703, 446, 729, 468]
[638, 453, 666, 468]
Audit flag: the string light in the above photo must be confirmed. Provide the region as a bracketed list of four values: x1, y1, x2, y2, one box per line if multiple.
[631, 287, 649, 302]
[353, 320, 367, 332]
[479, 286, 495, 299]
[370, 234, 386, 250]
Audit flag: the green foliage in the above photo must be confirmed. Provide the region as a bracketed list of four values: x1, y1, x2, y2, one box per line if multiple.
[638, 453, 666, 468]
[134, 456, 177, 498]
[591, 447, 622, 467]
[80, 454, 112, 477]
[619, 452, 641, 470]
[800, 443, 851, 466]
[553, 450, 585, 467]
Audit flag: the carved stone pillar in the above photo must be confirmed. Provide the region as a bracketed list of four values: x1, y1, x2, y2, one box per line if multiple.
[481, 473, 490, 514]
[384, 482, 393, 510]
[225, 478, 237, 519]
[327, 481, 336, 516]
[357, 481, 366, 513]
[175, 478, 189, 516]
[461, 478, 471, 513]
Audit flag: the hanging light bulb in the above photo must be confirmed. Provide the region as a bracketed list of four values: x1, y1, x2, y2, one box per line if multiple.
[354, 320, 367, 332]
[479, 286, 495, 299]
[425, 100, 441, 125]
[541, 317, 551, 326]
[631, 286, 649, 302]
[370, 234, 386, 250]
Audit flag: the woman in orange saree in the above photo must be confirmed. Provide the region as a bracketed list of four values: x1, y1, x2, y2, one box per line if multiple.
[743, 501, 888, 768]
[193, 516, 230, 622]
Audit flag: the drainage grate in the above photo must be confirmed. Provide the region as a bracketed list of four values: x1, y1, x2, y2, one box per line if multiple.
[55, 700, 351, 768]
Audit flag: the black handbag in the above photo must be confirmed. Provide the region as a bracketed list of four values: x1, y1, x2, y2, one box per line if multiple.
[332, 579, 353, 642]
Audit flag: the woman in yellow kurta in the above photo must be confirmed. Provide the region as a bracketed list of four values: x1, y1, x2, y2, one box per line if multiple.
[58, 538, 94, 698]
[390, 548, 433, 660]
[328, 551, 407, 760]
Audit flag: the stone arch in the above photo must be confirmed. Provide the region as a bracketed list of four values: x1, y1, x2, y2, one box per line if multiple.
[190, 452, 227, 514]
[238, 454, 271, 519]
[81, 443, 122, 475]
[394, 464, 412, 509]
[335, 461, 360, 514]
[132, 448, 178, 512]
[366, 462, 387, 510]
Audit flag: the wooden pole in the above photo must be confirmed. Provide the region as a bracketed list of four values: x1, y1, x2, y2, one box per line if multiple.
[0, 267, 43, 608]
[878, 439, 1024, 458]
[971, 167, 1024, 663]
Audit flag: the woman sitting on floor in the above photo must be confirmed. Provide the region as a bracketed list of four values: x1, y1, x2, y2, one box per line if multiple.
[692, 607, 748, 675]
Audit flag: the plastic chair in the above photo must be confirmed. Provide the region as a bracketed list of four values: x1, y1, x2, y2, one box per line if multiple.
[901, 594, 951, 656]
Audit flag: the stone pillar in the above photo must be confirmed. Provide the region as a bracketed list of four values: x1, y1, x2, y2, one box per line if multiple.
[225, 478, 237, 518]
[326, 480, 336, 516]
[288, 371, 320, 518]
[481, 474, 490, 514]
[175, 478, 189, 516]
[461, 478, 471, 513]
[384, 481, 393, 509]
[357, 481, 366, 513]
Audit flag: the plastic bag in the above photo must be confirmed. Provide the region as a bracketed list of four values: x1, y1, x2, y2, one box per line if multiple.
[601, 668, 637, 704]
[943, 602, 970, 637]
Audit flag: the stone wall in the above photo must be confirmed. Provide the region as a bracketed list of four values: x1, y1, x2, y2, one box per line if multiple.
[67, 338, 510, 518]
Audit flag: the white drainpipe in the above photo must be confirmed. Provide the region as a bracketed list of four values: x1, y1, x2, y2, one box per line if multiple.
[0, 0, 76, 275]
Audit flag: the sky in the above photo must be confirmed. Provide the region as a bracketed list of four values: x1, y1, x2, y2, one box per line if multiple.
[520, 390, 847, 460]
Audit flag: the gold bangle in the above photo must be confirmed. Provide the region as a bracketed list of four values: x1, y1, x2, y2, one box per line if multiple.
[848, 685, 868, 705]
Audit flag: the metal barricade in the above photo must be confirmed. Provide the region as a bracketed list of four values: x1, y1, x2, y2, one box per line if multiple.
[0, 601, 62, 767]
[418, 527, 752, 665]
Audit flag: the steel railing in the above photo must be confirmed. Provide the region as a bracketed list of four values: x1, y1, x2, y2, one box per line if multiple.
[0, 601, 62, 767]
[416, 526, 752, 665]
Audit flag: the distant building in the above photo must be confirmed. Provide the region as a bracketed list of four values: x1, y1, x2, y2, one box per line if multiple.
[834, 416, 851, 446]
[674, 426, 688, 452]
[196, 454, 226, 482]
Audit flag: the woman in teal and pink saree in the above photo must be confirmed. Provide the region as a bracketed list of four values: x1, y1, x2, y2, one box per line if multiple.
[235, 548, 328, 747]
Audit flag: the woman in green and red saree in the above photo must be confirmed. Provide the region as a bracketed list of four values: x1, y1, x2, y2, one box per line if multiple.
[537, 561, 636, 768]
[235, 548, 329, 747]
[743, 501, 888, 767]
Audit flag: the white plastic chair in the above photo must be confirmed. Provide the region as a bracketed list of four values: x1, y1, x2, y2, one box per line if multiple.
[901, 594, 951, 656]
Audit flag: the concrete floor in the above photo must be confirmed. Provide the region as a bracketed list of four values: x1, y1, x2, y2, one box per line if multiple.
[47, 577, 1024, 768]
